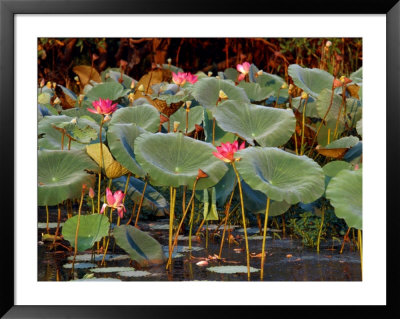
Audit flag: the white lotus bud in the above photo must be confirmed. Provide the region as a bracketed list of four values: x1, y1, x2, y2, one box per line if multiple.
[208, 71, 213, 77]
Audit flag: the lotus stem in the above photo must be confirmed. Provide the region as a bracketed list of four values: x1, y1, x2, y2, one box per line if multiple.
[219, 186, 236, 258]
[232, 161, 251, 280]
[185, 108, 189, 135]
[126, 202, 137, 225]
[117, 172, 131, 226]
[294, 132, 298, 155]
[212, 117, 216, 146]
[67, 137, 72, 150]
[316, 207, 325, 253]
[333, 85, 346, 140]
[340, 227, 351, 254]
[71, 188, 85, 275]
[300, 97, 308, 155]
[358, 229, 362, 278]
[169, 179, 199, 265]
[167, 187, 176, 270]
[91, 197, 95, 214]
[274, 88, 281, 108]
[188, 199, 195, 253]
[134, 177, 148, 227]
[205, 221, 209, 249]
[61, 132, 65, 150]
[260, 197, 271, 281]
[97, 115, 105, 215]
[182, 185, 187, 215]
[327, 128, 331, 144]
[52, 204, 61, 250]
[45, 205, 50, 234]
[195, 218, 206, 237]
[101, 208, 114, 266]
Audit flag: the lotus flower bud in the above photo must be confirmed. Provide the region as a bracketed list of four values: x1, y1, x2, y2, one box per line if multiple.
[208, 71, 213, 77]
[340, 76, 352, 85]
[130, 80, 135, 90]
[186, 101, 192, 108]
[354, 164, 359, 171]
[288, 84, 295, 95]
[160, 114, 169, 124]
[105, 74, 110, 79]
[128, 93, 134, 103]
[138, 84, 145, 92]
[215, 76, 220, 79]
[197, 169, 208, 179]
[74, 76, 79, 82]
[52, 82, 57, 89]
[257, 70, 263, 76]
[325, 40, 332, 47]
[82, 184, 87, 192]
[281, 83, 288, 89]
[53, 97, 61, 104]
[46, 81, 52, 89]
[40, 79, 45, 88]
[219, 90, 228, 99]
[167, 58, 172, 65]
[79, 94, 85, 102]
[173, 121, 180, 132]
[70, 117, 77, 124]
[301, 91, 308, 99]
[92, 53, 99, 61]
[333, 78, 342, 88]
[103, 115, 111, 123]
[89, 187, 95, 199]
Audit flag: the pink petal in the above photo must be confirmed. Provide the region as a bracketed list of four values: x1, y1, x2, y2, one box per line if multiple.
[242, 62, 251, 72]
[106, 188, 115, 205]
[100, 203, 107, 214]
[114, 190, 125, 205]
[236, 64, 244, 73]
[87, 108, 98, 114]
[239, 141, 245, 150]
[238, 74, 245, 81]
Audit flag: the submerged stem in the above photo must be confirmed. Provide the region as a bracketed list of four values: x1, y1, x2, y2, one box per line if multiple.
[316, 207, 325, 253]
[71, 189, 85, 275]
[167, 187, 176, 270]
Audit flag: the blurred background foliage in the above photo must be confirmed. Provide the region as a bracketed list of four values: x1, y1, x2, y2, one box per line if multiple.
[38, 38, 362, 93]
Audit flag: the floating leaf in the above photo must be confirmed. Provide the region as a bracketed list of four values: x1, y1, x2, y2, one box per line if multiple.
[113, 225, 166, 266]
[86, 143, 129, 179]
[90, 267, 136, 273]
[192, 77, 249, 110]
[236, 147, 325, 204]
[214, 100, 295, 147]
[38, 149, 98, 206]
[117, 270, 152, 277]
[134, 133, 228, 190]
[63, 263, 97, 269]
[67, 254, 130, 262]
[288, 64, 334, 98]
[62, 214, 110, 251]
[326, 168, 362, 229]
[206, 265, 259, 274]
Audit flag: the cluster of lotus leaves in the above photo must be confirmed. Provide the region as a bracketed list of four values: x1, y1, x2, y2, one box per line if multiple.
[38, 150, 99, 206]
[134, 132, 228, 189]
[214, 100, 295, 146]
[326, 168, 362, 230]
[235, 147, 325, 204]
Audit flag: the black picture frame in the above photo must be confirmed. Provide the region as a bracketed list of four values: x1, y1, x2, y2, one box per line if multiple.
[1, 0, 399, 317]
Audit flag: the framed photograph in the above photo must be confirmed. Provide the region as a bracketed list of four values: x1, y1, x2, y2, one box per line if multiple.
[1, 0, 398, 317]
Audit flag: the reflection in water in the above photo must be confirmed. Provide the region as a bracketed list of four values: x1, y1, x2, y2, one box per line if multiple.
[38, 221, 362, 282]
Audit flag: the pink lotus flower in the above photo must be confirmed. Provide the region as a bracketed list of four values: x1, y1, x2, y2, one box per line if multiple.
[212, 140, 245, 163]
[100, 188, 126, 218]
[236, 62, 251, 81]
[89, 187, 95, 199]
[172, 72, 188, 86]
[185, 73, 198, 84]
[87, 98, 117, 115]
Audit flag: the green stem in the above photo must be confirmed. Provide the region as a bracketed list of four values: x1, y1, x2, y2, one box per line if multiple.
[212, 117, 216, 146]
[134, 178, 148, 227]
[300, 97, 308, 155]
[260, 197, 271, 281]
[101, 208, 114, 266]
[232, 161, 250, 280]
[52, 205, 61, 250]
[205, 221, 209, 249]
[188, 199, 195, 253]
[275, 88, 281, 107]
[219, 185, 236, 258]
[45, 205, 50, 234]
[71, 189, 85, 275]
[97, 116, 105, 215]
[317, 207, 325, 253]
[358, 229, 362, 278]
[167, 187, 176, 270]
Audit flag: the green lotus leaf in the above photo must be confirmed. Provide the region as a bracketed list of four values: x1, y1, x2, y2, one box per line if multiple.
[288, 64, 334, 98]
[191, 77, 249, 110]
[356, 119, 362, 137]
[163, 105, 204, 133]
[346, 98, 362, 128]
[109, 104, 160, 132]
[241, 180, 291, 217]
[202, 187, 218, 221]
[85, 82, 129, 101]
[62, 214, 110, 251]
[134, 133, 228, 190]
[162, 64, 184, 74]
[203, 109, 237, 144]
[90, 267, 136, 273]
[326, 168, 362, 229]
[223, 68, 239, 82]
[38, 92, 52, 105]
[113, 176, 169, 216]
[350, 67, 362, 84]
[113, 225, 166, 266]
[256, 72, 287, 95]
[323, 136, 359, 149]
[101, 68, 137, 89]
[38, 115, 103, 150]
[316, 119, 344, 146]
[38, 149, 99, 206]
[238, 81, 276, 102]
[214, 100, 295, 147]
[62, 106, 103, 125]
[323, 161, 352, 177]
[236, 147, 325, 204]
[291, 96, 320, 118]
[107, 122, 147, 177]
